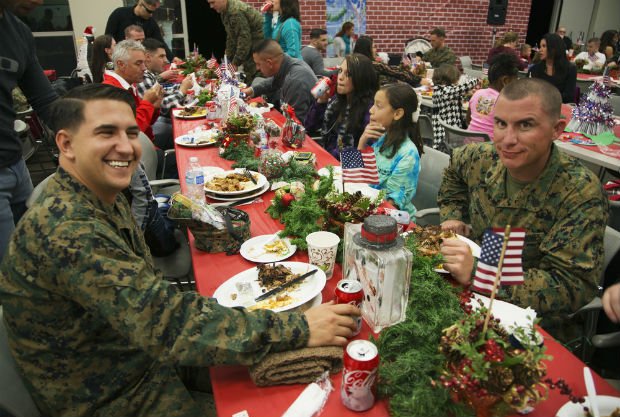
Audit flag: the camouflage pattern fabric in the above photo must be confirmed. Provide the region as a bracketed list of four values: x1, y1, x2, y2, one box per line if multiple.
[423, 46, 457, 68]
[221, 0, 264, 84]
[0, 168, 309, 417]
[438, 143, 608, 343]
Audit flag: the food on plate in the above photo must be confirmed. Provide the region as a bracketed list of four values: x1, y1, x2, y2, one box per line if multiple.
[177, 106, 207, 117]
[263, 239, 290, 256]
[409, 225, 456, 257]
[247, 294, 294, 311]
[257, 263, 299, 290]
[205, 172, 258, 192]
[249, 101, 269, 108]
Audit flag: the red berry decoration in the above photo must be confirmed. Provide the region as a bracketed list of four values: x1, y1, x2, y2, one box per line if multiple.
[280, 193, 295, 208]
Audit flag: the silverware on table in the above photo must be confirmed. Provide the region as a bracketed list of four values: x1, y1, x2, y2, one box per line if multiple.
[243, 169, 257, 184]
[254, 269, 318, 302]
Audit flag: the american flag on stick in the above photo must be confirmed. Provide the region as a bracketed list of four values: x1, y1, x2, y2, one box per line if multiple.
[207, 55, 218, 69]
[340, 148, 379, 185]
[227, 98, 238, 118]
[472, 227, 525, 294]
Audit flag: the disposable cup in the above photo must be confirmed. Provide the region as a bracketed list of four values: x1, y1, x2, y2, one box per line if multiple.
[306, 231, 340, 280]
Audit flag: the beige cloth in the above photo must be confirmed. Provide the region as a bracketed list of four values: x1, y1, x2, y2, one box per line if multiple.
[249, 346, 343, 386]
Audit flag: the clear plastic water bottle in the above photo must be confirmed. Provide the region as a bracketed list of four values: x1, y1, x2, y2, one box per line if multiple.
[185, 156, 204, 205]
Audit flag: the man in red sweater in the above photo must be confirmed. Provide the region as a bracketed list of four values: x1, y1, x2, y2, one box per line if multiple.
[102, 39, 162, 141]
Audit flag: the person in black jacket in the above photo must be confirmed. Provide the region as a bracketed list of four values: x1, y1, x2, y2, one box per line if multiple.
[528, 33, 577, 103]
[105, 0, 179, 63]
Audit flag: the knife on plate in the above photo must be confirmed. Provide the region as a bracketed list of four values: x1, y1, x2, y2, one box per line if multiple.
[583, 367, 600, 417]
[255, 269, 318, 302]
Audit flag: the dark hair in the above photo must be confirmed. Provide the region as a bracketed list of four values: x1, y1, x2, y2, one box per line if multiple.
[599, 30, 618, 55]
[252, 38, 282, 56]
[379, 84, 423, 158]
[542, 33, 569, 79]
[432, 64, 460, 86]
[430, 27, 446, 38]
[90, 35, 114, 83]
[335, 21, 354, 38]
[488, 53, 519, 86]
[124, 24, 144, 38]
[142, 38, 166, 53]
[500, 78, 561, 120]
[334, 53, 378, 136]
[309, 28, 327, 39]
[280, 0, 301, 23]
[353, 35, 374, 60]
[48, 84, 136, 133]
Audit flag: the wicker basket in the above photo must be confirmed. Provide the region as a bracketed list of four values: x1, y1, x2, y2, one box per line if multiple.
[168, 204, 250, 255]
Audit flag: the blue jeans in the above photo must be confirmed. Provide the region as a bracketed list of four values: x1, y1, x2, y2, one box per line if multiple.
[0, 159, 33, 261]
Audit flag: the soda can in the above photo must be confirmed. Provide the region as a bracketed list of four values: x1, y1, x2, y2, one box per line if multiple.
[311, 77, 331, 99]
[341, 340, 379, 412]
[335, 279, 363, 336]
[260, 1, 273, 13]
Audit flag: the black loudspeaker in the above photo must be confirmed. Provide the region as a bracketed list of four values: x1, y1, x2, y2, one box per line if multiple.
[487, 0, 508, 25]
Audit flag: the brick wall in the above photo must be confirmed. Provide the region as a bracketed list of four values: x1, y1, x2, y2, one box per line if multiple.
[246, 0, 533, 65]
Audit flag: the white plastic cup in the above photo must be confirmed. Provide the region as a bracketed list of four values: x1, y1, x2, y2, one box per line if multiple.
[306, 231, 340, 280]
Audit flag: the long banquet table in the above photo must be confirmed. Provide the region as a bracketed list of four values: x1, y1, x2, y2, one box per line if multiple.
[172, 111, 618, 417]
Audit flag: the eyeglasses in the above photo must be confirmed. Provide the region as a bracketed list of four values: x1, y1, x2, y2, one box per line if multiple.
[141, 2, 157, 14]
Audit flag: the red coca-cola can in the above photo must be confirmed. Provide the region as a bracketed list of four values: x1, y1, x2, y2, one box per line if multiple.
[335, 279, 363, 336]
[311, 76, 331, 99]
[260, 1, 273, 13]
[341, 340, 379, 411]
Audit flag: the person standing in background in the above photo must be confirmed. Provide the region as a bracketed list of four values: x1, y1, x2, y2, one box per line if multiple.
[105, 0, 180, 63]
[262, 0, 302, 58]
[0, 0, 58, 261]
[302, 28, 337, 78]
[332, 21, 354, 58]
[556, 26, 573, 52]
[208, 0, 263, 84]
[486, 31, 527, 71]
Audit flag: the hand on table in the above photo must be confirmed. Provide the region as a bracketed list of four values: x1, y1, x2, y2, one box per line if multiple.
[304, 301, 360, 347]
[602, 282, 620, 323]
[441, 220, 470, 236]
[358, 122, 385, 150]
[440, 238, 475, 285]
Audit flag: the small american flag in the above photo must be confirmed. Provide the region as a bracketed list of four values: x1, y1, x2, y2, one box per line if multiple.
[215, 64, 222, 78]
[472, 227, 525, 294]
[340, 148, 379, 184]
[227, 62, 236, 75]
[207, 55, 218, 69]
[227, 99, 238, 118]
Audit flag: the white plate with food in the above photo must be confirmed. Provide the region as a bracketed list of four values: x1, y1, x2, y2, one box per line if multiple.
[202, 166, 225, 177]
[175, 129, 220, 147]
[213, 262, 327, 312]
[240, 235, 297, 263]
[247, 102, 274, 115]
[556, 395, 620, 417]
[205, 183, 270, 202]
[204, 169, 268, 196]
[172, 107, 208, 119]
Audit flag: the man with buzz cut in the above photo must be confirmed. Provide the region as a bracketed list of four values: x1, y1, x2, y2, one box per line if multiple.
[438, 78, 608, 343]
[0, 83, 359, 417]
[423, 27, 456, 68]
[302, 28, 337, 78]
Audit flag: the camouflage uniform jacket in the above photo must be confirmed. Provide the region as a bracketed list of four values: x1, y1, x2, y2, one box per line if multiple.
[0, 168, 309, 417]
[221, 0, 263, 82]
[423, 46, 457, 68]
[438, 143, 608, 342]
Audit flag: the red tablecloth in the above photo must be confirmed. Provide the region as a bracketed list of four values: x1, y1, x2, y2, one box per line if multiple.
[560, 104, 620, 157]
[172, 111, 619, 417]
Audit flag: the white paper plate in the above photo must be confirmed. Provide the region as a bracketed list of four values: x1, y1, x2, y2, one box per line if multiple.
[175, 130, 219, 147]
[204, 169, 268, 196]
[247, 102, 274, 115]
[172, 108, 208, 119]
[205, 183, 269, 201]
[435, 234, 481, 273]
[202, 166, 225, 177]
[344, 183, 381, 199]
[213, 262, 327, 312]
[556, 395, 620, 417]
[240, 235, 297, 263]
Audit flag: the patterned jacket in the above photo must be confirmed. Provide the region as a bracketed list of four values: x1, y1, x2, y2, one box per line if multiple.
[372, 61, 421, 87]
[137, 69, 186, 116]
[221, 0, 263, 82]
[438, 143, 608, 342]
[432, 77, 478, 151]
[0, 168, 309, 417]
[423, 45, 457, 68]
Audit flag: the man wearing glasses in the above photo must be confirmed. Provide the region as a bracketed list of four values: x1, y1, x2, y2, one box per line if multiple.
[556, 26, 573, 53]
[105, 0, 179, 62]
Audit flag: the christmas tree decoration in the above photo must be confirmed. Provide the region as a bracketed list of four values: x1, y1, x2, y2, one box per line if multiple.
[567, 81, 616, 137]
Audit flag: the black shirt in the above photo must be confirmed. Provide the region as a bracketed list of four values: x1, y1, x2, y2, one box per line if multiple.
[528, 61, 577, 103]
[104, 6, 173, 61]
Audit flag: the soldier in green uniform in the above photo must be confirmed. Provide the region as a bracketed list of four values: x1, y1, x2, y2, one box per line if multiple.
[208, 0, 264, 84]
[0, 84, 359, 417]
[423, 27, 457, 68]
[437, 78, 608, 343]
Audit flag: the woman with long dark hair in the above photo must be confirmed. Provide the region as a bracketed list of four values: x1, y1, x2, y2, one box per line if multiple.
[357, 83, 424, 216]
[528, 33, 576, 103]
[599, 30, 619, 63]
[304, 53, 378, 159]
[263, 0, 301, 58]
[353, 35, 424, 87]
[90, 35, 115, 83]
[333, 21, 355, 57]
